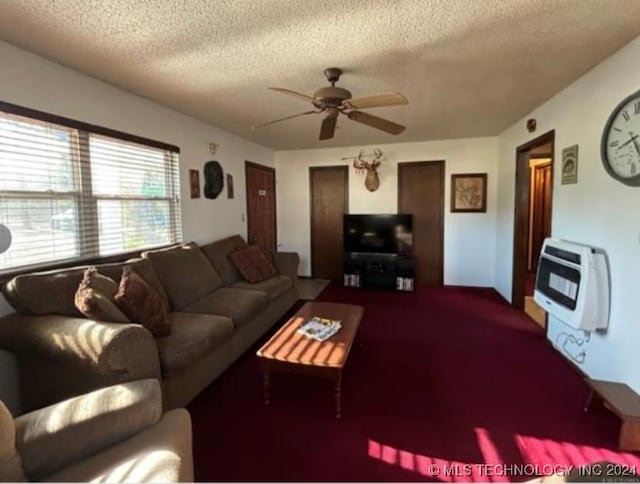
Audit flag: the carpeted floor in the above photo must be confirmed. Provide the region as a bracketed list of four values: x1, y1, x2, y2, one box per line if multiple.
[188, 284, 639, 482]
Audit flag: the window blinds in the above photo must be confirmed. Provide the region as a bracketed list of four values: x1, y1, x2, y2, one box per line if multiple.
[0, 105, 182, 274]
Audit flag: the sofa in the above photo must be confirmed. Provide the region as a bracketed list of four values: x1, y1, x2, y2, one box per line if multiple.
[0, 379, 193, 482]
[0, 235, 299, 412]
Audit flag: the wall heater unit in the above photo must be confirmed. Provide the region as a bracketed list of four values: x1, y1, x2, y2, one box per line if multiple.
[534, 238, 609, 331]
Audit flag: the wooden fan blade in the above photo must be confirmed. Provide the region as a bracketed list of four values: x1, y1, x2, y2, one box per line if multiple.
[346, 92, 408, 109]
[319, 115, 337, 140]
[252, 110, 317, 129]
[347, 110, 405, 135]
[268, 87, 316, 103]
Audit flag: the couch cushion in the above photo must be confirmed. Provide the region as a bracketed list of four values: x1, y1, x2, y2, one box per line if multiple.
[0, 400, 24, 482]
[115, 267, 171, 337]
[74, 268, 130, 323]
[156, 313, 234, 374]
[230, 275, 293, 301]
[1, 257, 167, 317]
[144, 243, 223, 310]
[199, 235, 248, 285]
[182, 287, 268, 328]
[229, 245, 278, 283]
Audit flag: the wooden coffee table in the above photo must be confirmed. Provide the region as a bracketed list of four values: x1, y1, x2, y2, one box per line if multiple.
[256, 301, 364, 418]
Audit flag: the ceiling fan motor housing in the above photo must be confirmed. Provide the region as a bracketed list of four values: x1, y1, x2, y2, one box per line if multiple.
[313, 86, 352, 106]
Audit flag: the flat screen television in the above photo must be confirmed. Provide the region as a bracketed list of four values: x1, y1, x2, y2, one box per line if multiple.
[343, 214, 413, 255]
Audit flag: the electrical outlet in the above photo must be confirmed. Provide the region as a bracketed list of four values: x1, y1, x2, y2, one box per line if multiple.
[209, 142, 218, 155]
[241, 213, 245, 223]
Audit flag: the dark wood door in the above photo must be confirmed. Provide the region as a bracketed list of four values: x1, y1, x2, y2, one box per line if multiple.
[529, 162, 552, 271]
[512, 130, 555, 310]
[310, 166, 348, 280]
[398, 161, 445, 286]
[245, 161, 276, 252]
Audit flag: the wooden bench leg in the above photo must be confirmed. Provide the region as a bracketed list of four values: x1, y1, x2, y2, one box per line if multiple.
[619, 419, 640, 451]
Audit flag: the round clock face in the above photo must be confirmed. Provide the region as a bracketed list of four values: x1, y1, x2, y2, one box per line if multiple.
[601, 90, 640, 186]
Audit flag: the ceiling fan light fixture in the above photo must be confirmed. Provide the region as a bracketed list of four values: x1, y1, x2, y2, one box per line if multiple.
[326, 107, 339, 118]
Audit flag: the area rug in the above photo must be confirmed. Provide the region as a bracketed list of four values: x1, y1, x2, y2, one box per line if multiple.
[188, 284, 639, 482]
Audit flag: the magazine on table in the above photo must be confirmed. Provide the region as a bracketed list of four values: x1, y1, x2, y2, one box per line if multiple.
[297, 316, 342, 342]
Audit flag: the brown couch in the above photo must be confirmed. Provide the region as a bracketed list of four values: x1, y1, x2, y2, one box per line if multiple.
[0, 235, 299, 412]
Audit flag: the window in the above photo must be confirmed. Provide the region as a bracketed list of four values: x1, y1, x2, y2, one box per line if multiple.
[0, 103, 181, 274]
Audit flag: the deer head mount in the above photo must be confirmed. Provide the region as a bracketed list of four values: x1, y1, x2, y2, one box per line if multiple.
[351, 148, 384, 192]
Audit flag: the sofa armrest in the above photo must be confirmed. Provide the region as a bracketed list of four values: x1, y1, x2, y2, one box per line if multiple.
[274, 252, 300, 280]
[0, 313, 161, 411]
[43, 409, 193, 483]
[15, 379, 163, 481]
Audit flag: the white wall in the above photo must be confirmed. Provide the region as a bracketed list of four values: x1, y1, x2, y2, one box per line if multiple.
[495, 36, 640, 390]
[276, 137, 498, 286]
[0, 41, 275, 413]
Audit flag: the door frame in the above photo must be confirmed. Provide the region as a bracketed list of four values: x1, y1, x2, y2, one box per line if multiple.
[511, 130, 555, 309]
[397, 160, 446, 286]
[244, 160, 277, 249]
[309, 165, 349, 278]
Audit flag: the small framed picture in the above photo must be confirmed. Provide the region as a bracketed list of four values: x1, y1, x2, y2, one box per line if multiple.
[226, 173, 234, 199]
[189, 169, 200, 198]
[451, 173, 487, 213]
[561, 145, 578, 185]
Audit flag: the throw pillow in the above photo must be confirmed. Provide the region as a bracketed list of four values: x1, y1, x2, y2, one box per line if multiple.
[115, 266, 171, 337]
[228, 245, 278, 283]
[74, 267, 130, 323]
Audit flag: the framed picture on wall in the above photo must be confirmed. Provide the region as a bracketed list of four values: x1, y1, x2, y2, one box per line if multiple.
[189, 169, 200, 198]
[227, 173, 234, 198]
[451, 173, 487, 213]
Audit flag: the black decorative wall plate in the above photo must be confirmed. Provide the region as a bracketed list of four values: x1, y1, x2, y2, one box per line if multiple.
[203, 160, 224, 199]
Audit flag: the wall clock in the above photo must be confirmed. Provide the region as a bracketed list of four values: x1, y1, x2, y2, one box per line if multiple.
[601, 89, 640, 186]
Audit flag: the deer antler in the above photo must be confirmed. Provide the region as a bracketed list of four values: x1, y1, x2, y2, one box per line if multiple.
[371, 148, 383, 168]
[353, 149, 371, 170]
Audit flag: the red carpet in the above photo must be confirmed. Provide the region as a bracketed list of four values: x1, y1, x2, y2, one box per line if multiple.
[188, 284, 639, 481]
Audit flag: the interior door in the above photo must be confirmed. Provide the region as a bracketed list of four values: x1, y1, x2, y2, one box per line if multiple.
[398, 161, 445, 286]
[245, 161, 276, 252]
[310, 166, 348, 280]
[529, 162, 553, 271]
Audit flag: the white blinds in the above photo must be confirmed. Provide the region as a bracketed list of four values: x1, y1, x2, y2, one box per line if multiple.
[0, 108, 182, 274]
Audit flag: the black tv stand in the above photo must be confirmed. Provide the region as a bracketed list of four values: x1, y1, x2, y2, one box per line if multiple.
[343, 252, 416, 291]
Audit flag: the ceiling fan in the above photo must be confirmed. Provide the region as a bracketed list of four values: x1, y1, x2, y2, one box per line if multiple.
[252, 68, 408, 141]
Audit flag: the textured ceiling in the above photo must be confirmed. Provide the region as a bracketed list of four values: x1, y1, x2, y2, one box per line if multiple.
[1, 1, 640, 150]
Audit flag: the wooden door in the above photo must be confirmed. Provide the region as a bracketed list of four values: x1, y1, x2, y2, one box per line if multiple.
[245, 161, 276, 252]
[512, 130, 554, 310]
[529, 162, 552, 271]
[310, 166, 348, 280]
[398, 161, 445, 286]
